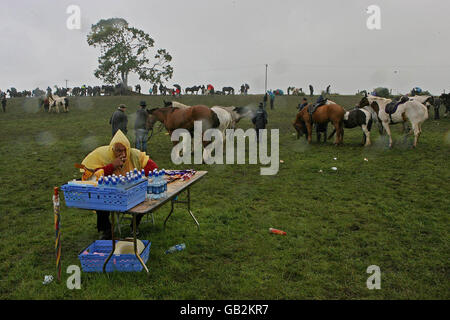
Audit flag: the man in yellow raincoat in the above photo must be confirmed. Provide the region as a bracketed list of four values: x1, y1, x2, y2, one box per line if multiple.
[81, 130, 158, 239]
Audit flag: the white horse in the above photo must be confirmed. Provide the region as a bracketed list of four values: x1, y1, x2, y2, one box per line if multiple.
[211, 106, 233, 143]
[359, 94, 428, 148]
[408, 95, 434, 110]
[48, 95, 69, 113]
[216, 106, 253, 129]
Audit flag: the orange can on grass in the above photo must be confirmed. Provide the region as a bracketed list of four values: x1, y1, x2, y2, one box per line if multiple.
[269, 228, 287, 235]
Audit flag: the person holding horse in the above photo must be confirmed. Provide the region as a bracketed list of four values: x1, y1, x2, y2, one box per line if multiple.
[135, 101, 149, 152]
[80, 130, 158, 239]
[252, 103, 268, 141]
[109, 104, 128, 137]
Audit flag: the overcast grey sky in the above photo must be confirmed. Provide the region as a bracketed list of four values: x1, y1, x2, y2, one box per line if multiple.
[0, 0, 449, 95]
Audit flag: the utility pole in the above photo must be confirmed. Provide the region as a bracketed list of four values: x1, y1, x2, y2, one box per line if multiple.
[264, 64, 268, 94]
[65, 80, 68, 89]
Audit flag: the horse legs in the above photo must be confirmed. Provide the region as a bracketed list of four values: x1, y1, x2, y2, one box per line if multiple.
[382, 121, 393, 148]
[361, 124, 371, 146]
[412, 123, 421, 148]
[306, 122, 313, 144]
[332, 121, 343, 145]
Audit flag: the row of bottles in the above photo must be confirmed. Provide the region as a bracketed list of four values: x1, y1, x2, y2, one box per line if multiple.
[146, 169, 168, 200]
[97, 168, 147, 188]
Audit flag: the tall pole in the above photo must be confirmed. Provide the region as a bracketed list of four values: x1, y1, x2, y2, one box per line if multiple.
[65, 80, 68, 89]
[264, 64, 268, 93]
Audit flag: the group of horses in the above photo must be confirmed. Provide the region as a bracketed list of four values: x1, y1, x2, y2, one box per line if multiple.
[293, 94, 435, 148]
[144, 100, 253, 150]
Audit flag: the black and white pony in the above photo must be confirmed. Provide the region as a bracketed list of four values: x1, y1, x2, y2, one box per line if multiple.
[328, 105, 378, 146]
[222, 87, 235, 95]
[185, 86, 201, 94]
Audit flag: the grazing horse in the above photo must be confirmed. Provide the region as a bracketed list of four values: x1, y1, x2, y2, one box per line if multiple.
[293, 102, 345, 145]
[146, 105, 220, 147]
[222, 87, 235, 95]
[185, 86, 200, 94]
[358, 94, 428, 148]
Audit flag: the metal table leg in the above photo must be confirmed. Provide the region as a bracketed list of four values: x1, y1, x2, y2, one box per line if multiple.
[164, 187, 199, 230]
[132, 213, 149, 273]
[103, 212, 116, 273]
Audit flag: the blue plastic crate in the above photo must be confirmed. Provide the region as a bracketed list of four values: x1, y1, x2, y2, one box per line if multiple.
[78, 240, 151, 272]
[61, 180, 147, 212]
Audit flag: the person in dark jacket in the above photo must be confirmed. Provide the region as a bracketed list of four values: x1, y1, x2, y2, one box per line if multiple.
[263, 92, 268, 108]
[298, 98, 308, 111]
[1, 93, 6, 112]
[135, 101, 149, 151]
[109, 104, 128, 137]
[252, 103, 268, 141]
[309, 85, 314, 96]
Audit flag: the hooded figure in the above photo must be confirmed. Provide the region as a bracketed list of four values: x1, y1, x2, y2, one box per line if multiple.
[252, 103, 268, 141]
[81, 130, 158, 239]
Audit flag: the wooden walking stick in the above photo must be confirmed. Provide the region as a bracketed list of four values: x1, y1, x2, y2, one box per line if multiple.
[53, 187, 62, 282]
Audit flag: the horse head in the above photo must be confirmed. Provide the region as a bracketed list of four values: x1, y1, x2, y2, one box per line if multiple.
[146, 108, 160, 130]
[293, 113, 307, 139]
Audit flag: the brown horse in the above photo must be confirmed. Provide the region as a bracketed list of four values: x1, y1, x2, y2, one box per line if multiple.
[146, 105, 220, 146]
[293, 102, 345, 145]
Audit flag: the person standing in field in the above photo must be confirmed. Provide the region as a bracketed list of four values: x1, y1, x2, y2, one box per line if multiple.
[109, 104, 128, 137]
[263, 92, 268, 108]
[309, 84, 314, 96]
[135, 101, 149, 152]
[1, 92, 6, 112]
[252, 102, 268, 141]
[269, 90, 275, 110]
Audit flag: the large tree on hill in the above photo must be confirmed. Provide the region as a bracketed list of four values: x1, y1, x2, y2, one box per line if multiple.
[87, 18, 173, 88]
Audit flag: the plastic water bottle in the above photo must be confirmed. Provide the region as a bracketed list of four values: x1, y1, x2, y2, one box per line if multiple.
[151, 170, 159, 200]
[104, 176, 110, 187]
[165, 243, 186, 254]
[98, 176, 104, 187]
[146, 171, 153, 200]
[160, 169, 167, 198]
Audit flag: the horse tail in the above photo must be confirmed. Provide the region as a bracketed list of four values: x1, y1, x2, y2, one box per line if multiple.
[211, 110, 221, 128]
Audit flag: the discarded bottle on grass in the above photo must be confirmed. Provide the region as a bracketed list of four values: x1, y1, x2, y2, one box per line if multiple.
[165, 243, 186, 254]
[269, 228, 287, 235]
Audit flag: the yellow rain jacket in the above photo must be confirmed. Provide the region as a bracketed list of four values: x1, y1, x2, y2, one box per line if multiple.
[81, 130, 156, 181]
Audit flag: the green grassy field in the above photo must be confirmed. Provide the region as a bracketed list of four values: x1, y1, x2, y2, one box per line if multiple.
[0, 94, 448, 300]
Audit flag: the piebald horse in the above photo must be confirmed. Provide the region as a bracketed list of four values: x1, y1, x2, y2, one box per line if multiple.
[146, 105, 220, 147]
[48, 95, 69, 113]
[358, 94, 428, 148]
